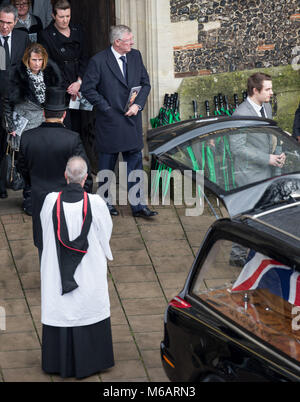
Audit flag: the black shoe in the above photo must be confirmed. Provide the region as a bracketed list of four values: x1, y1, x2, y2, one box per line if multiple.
[133, 207, 158, 218]
[107, 204, 119, 216]
[23, 207, 32, 216]
[0, 191, 8, 199]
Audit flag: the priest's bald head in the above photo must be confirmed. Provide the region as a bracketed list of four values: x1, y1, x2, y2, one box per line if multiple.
[65, 156, 88, 186]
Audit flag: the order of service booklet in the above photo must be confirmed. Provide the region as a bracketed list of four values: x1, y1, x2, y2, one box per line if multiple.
[124, 86, 141, 112]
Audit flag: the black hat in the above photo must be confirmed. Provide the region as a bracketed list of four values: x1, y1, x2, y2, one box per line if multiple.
[44, 87, 68, 111]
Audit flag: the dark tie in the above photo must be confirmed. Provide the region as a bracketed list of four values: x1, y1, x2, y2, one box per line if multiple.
[260, 106, 266, 118]
[120, 56, 127, 82]
[3, 36, 10, 70]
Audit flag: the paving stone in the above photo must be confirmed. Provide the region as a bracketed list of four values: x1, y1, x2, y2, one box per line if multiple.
[4, 314, 35, 333]
[10, 239, 39, 262]
[2, 367, 51, 382]
[146, 239, 192, 258]
[0, 349, 41, 368]
[141, 349, 162, 368]
[110, 235, 145, 251]
[0, 249, 14, 268]
[140, 224, 185, 241]
[185, 230, 207, 247]
[157, 272, 189, 290]
[0, 282, 24, 300]
[0, 231, 9, 250]
[14, 253, 40, 274]
[111, 217, 140, 236]
[110, 265, 157, 284]
[111, 324, 134, 343]
[0, 213, 24, 224]
[4, 223, 33, 241]
[113, 342, 140, 361]
[147, 367, 170, 382]
[100, 359, 146, 381]
[0, 299, 29, 316]
[179, 214, 215, 231]
[0, 267, 19, 283]
[110, 304, 128, 326]
[116, 282, 164, 300]
[109, 249, 151, 266]
[19, 272, 40, 290]
[0, 331, 40, 352]
[52, 374, 101, 382]
[24, 289, 40, 307]
[134, 332, 164, 351]
[127, 314, 164, 333]
[122, 297, 167, 316]
[151, 255, 194, 273]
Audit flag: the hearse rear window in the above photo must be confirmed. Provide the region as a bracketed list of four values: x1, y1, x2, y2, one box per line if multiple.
[192, 239, 300, 362]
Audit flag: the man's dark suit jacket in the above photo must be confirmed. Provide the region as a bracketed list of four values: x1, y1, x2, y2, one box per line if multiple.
[9, 29, 30, 71]
[17, 122, 93, 250]
[81, 47, 151, 154]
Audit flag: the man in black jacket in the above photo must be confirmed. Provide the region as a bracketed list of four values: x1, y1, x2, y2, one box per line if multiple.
[17, 87, 93, 252]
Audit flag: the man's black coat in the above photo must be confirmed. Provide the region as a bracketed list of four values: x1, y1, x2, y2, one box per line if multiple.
[81, 47, 151, 154]
[10, 29, 30, 70]
[17, 122, 93, 250]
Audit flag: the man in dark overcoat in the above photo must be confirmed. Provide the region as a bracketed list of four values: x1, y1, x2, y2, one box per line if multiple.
[81, 24, 157, 218]
[17, 87, 93, 252]
[0, 4, 30, 198]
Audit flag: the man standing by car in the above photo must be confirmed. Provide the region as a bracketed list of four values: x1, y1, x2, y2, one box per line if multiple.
[81, 24, 157, 219]
[231, 72, 286, 187]
[230, 72, 286, 266]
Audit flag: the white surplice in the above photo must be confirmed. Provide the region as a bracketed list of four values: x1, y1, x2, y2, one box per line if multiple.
[40, 192, 113, 327]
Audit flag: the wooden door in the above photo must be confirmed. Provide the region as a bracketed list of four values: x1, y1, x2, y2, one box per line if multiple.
[70, 0, 116, 172]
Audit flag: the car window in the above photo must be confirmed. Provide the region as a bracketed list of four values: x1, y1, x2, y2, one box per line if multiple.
[167, 127, 300, 191]
[191, 239, 300, 362]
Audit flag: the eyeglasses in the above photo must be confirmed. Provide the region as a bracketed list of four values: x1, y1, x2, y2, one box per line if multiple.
[118, 36, 134, 44]
[15, 2, 29, 6]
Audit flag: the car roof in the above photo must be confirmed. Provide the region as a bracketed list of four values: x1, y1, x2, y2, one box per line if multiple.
[148, 115, 275, 155]
[148, 117, 300, 217]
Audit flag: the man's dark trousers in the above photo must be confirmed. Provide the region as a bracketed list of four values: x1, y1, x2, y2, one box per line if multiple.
[98, 150, 145, 213]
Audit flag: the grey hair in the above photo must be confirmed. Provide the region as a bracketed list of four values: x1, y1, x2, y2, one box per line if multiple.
[65, 156, 88, 184]
[0, 5, 18, 20]
[109, 25, 131, 44]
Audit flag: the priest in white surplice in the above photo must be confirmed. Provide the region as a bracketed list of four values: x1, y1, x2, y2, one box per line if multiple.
[40, 156, 114, 379]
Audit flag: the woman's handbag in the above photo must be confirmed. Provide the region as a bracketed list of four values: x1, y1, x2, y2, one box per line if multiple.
[5, 143, 25, 191]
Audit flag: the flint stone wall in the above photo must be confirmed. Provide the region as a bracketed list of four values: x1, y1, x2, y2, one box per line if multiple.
[170, 0, 299, 76]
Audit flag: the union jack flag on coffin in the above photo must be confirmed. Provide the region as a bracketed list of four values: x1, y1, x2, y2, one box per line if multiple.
[231, 250, 300, 306]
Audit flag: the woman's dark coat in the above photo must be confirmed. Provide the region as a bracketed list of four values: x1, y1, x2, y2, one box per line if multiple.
[4, 59, 62, 132]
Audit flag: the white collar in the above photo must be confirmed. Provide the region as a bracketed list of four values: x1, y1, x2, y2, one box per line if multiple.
[0, 33, 11, 40]
[111, 45, 126, 60]
[247, 96, 264, 116]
